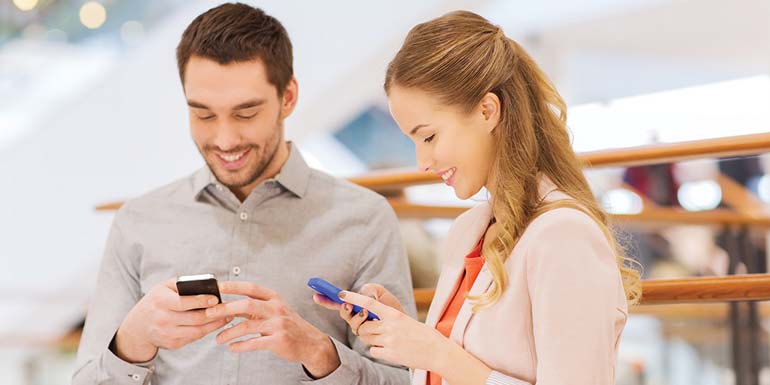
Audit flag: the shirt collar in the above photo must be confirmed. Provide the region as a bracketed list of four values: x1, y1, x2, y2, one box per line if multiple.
[275, 142, 311, 198]
[192, 142, 311, 200]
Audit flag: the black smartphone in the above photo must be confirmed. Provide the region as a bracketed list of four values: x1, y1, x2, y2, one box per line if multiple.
[176, 274, 222, 305]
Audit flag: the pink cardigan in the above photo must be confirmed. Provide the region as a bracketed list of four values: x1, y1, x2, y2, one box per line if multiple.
[413, 180, 628, 385]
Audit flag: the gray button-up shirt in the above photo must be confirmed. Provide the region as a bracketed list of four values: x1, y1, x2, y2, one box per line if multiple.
[73, 143, 416, 385]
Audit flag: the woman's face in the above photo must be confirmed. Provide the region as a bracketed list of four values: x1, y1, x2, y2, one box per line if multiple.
[388, 85, 499, 200]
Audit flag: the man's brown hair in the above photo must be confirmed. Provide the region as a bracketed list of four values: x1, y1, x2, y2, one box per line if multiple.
[176, 2, 293, 95]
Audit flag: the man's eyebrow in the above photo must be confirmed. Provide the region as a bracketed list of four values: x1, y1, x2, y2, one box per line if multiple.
[187, 100, 209, 109]
[410, 124, 429, 136]
[185, 99, 266, 110]
[232, 99, 266, 110]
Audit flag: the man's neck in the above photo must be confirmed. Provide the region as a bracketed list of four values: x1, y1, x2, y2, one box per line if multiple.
[232, 141, 290, 202]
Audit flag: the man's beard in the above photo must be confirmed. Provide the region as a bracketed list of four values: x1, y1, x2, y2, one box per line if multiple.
[199, 125, 283, 189]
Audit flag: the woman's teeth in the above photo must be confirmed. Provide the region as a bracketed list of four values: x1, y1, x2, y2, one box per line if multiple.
[441, 168, 455, 181]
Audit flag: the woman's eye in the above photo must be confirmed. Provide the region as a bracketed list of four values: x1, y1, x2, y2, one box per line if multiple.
[423, 134, 435, 143]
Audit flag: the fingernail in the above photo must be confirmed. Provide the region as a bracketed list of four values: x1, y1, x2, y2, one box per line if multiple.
[343, 304, 350, 311]
[338, 291, 346, 299]
[359, 311, 366, 318]
[209, 298, 218, 306]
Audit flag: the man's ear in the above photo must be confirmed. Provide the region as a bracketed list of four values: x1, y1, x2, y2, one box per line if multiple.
[280, 76, 299, 119]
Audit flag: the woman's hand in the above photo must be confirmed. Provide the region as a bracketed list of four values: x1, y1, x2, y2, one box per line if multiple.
[313, 283, 404, 337]
[335, 289, 450, 373]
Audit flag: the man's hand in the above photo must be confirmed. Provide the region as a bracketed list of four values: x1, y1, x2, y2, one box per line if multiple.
[207, 281, 341, 379]
[114, 278, 231, 363]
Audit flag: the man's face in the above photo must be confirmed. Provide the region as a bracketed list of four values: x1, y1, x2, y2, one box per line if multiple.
[183, 56, 296, 189]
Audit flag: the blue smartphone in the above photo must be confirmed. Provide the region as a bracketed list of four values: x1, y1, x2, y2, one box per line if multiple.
[308, 277, 380, 321]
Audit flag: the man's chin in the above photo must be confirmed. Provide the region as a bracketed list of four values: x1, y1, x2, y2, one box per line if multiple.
[210, 167, 253, 189]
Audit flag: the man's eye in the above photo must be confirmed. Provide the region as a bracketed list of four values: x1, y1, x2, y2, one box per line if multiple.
[424, 134, 435, 143]
[198, 115, 215, 121]
[236, 113, 257, 120]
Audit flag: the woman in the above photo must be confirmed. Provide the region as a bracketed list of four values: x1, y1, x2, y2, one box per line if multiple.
[314, 10, 641, 385]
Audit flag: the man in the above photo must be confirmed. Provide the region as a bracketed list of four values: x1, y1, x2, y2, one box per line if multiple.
[73, 3, 415, 385]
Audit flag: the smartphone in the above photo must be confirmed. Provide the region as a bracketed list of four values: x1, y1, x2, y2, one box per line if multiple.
[176, 274, 222, 305]
[308, 277, 380, 321]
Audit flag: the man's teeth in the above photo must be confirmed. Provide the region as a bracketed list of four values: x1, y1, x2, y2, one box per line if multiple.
[220, 151, 246, 162]
[441, 168, 455, 181]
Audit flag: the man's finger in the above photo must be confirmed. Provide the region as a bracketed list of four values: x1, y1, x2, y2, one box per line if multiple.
[164, 278, 179, 292]
[216, 319, 270, 344]
[172, 308, 217, 326]
[228, 335, 276, 353]
[205, 298, 271, 319]
[174, 294, 220, 311]
[219, 281, 276, 300]
[174, 318, 230, 341]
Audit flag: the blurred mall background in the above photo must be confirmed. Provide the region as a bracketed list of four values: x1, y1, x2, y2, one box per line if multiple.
[2, 0, 770, 384]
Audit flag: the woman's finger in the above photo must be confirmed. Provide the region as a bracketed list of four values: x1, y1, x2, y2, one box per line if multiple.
[369, 346, 396, 362]
[360, 333, 389, 347]
[347, 309, 369, 335]
[312, 293, 341, 311]
[360, 283, 403, 312]
[338, 290, 395, 318]
[357, 319, 383, 337]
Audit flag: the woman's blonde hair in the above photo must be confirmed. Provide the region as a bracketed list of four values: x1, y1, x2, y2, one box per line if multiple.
[385, 11, 641, 310]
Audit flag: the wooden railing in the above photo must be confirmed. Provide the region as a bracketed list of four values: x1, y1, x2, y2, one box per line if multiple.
[96, 132, 770, 213]
[388, 201, 770, 227]
[412, 274, 770, 311]
[348, 132, 770, 192]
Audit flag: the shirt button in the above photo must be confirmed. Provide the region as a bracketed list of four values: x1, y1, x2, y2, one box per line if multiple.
[232, 266, 241, 276]
[239, 212, 248, 221]
[216, 184, 224, 191]
[130, 374, 141, 381]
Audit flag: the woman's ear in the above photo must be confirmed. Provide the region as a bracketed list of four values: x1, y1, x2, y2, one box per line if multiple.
[480, 92, 501, 133]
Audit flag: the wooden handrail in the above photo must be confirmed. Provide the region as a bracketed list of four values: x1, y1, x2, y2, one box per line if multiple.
[95, 133, 770, 205]
[581, 132, 770, 168]
[98, 199, 770, 227]
[23, 275, 770, 349]
[640, 274, 770, 304]
[413, 274, 770, 311]
[611, 208, 770, 227]
[350, 133, 770, 191]
[389, 202, 770, 227]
